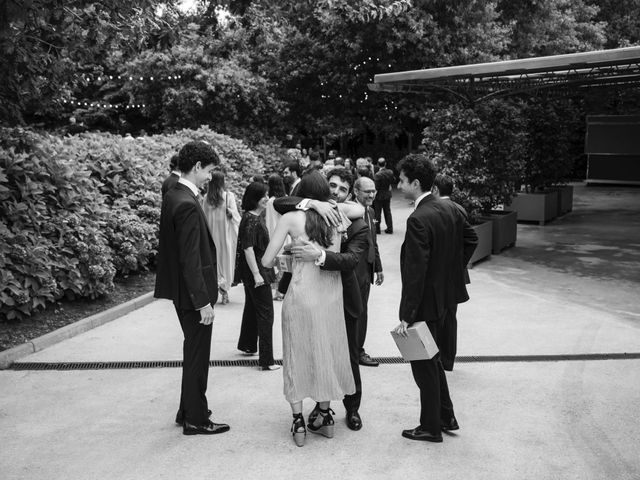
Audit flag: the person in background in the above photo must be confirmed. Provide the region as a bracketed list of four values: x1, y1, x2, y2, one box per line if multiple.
[265, 174, 288, 301]
[352, 176, 384, 367]
[432, 173, 473, 371]
[161, 154, 180, 197]
[373, 157, 395, 234]
[235, 181, 279, 371]
[202, 171, 241, 305]
[283, 160, 302, 195]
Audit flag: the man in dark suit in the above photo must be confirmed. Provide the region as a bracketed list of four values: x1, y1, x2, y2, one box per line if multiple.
[273, 167, 369, 431]
[154, 141, 230, 436]
[161, 154, 180, 198]
[392, 154, 477, 443]
[373, 157, 395, 234]
[283, 160, 302, 196]
[353, 176, 383, 367]
[432, 173, 472, 371]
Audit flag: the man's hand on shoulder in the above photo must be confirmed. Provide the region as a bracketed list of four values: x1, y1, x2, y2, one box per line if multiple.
[308, 199, 340, 226]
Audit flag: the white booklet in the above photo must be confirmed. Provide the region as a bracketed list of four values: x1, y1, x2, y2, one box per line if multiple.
[390, 322, 439, 361]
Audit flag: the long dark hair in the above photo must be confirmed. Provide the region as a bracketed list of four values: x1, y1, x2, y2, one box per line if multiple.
[241, 181, 269, 211]
[297, 171, 333, 248]
[268, 174, 286, 198]
[206, 171, 225, 207]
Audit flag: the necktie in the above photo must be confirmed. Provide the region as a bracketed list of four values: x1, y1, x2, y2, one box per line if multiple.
[365, 208, 375, 263]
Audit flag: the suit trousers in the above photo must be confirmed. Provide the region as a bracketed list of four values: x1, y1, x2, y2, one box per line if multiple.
[409, 317, 454, 434]
[356, 278, 371, 356]
[440, 305, 457, 371]
[176, 306, 212, 425]
[342, 313, 362, 412]
[237, 283, 275, 367]
[373, 197, 393, 232]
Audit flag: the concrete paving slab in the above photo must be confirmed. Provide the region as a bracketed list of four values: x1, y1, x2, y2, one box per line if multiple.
[2, 182, 640, 480]
[1, 360, 638, 480]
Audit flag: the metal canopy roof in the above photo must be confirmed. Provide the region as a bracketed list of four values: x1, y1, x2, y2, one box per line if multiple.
[368, 46, 640, 103]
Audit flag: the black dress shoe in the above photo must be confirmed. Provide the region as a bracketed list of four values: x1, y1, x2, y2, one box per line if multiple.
[359, 353, 379, 367]
[402, 427, 443, 443]
[175, 409, 212, 425]
[346, 410, 362, 431]
[441, 416, 459, 431]
[385, 229, 393, 234]
[183, 420, 230, 435]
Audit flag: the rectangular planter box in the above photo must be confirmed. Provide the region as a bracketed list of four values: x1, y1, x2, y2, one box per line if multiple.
[508, 190, 559, 225]
[468, 219, 492, 267]
[479, 210, 518, 254]
[552, 184, 574, 216]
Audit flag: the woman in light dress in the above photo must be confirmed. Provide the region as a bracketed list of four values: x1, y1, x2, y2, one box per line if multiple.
[202, 171, 241, 304]
[261, 171, 362, 447]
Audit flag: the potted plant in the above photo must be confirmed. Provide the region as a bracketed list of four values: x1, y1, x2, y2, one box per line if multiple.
[508, 100, 575, 225]
[422, 100, 524, 261]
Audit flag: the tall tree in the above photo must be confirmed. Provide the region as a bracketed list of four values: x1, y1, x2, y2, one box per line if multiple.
[0, 0, 178, 125]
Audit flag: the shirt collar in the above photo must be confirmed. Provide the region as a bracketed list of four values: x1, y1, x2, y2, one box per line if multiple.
[171, 170, 181, 177]
[178, 178, 199, 197]
[414, 191, 432, 211]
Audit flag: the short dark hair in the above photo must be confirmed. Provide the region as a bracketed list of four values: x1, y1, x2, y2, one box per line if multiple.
[308, 151, 319, 161]
[177, 141, 220, 173]
[434, 173, 454, 196]
[241, 181, 268, 211]
[325, 167, 355, 193]
[169, 154, 179, 171]
[396, 153, 437, 192]
[268, 174, 286, 198]
[284, 160, 301, 177]
[357, 168, 373, 180]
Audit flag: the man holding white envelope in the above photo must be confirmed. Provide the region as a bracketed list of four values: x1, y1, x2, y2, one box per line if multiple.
[392, 154, 478, 443]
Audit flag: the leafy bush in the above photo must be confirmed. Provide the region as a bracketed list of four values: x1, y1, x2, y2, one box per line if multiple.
[252, 142, 295, 177]
[521, 100, 576, 191]
[421, 100, 529, 222]
[0, 126, 265, 321]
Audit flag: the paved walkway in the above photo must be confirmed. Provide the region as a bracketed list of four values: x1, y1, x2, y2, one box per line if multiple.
[1, 183, 639, 480]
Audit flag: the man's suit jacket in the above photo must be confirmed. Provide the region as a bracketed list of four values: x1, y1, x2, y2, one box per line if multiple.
[154, 183, 219, 310]
[273, 196, 368, 320]
[355, 205, 382, 286]
[321, 218, 368, 321]
[161, 172, 180, 197]
[399, 194, 477, 327]
[374, 168, 395, 201]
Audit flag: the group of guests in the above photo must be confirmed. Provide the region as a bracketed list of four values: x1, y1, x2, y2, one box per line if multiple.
[155, 141, 477, 446]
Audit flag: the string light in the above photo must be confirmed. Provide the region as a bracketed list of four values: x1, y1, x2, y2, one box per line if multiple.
[73, 73, 182, 84]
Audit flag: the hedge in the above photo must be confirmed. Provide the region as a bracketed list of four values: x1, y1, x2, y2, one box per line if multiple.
[0, 126, 288, 322]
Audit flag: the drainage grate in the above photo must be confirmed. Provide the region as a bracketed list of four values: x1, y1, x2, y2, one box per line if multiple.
[9, 353, 640, 371]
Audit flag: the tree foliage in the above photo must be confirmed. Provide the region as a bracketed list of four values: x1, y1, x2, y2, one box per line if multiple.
[0, 0, 180, 125]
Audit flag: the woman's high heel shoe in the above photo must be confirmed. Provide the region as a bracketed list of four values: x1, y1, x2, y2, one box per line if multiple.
[307, 408, 335, 438]
[291, 413, 306, 447]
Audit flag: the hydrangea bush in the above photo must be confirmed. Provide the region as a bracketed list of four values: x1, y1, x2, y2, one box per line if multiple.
[0, 126, 266, 321]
